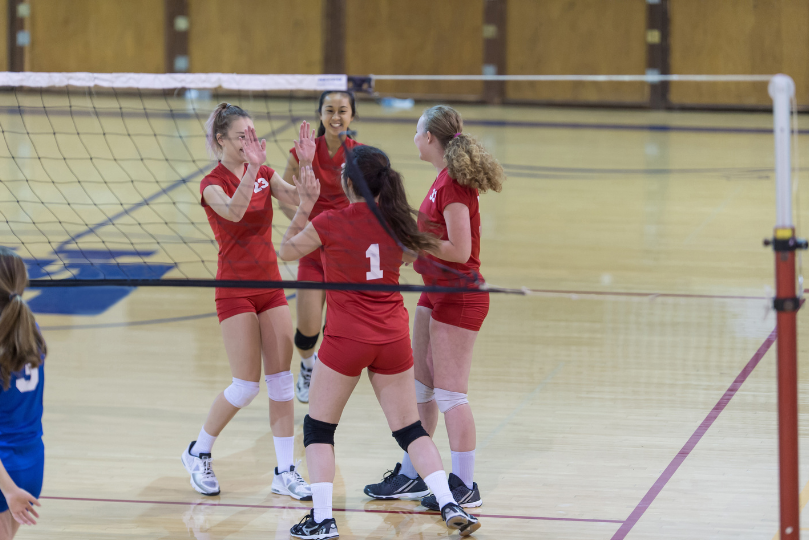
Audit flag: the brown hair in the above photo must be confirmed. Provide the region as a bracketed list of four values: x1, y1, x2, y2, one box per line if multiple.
[0, 247, 46, 390]
[346, 146, 438, 253]
[205, 102, 251, 160]
[421, 105, 505, 193]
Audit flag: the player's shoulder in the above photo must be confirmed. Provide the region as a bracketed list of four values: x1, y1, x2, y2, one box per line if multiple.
[437, 169, 476, 199]
[258, 164, 275, 179]
[201, 163, 227, 188]
[344, 137, 362, 149]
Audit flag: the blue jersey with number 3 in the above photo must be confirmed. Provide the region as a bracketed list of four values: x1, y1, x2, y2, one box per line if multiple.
[0, 358, 44, 471]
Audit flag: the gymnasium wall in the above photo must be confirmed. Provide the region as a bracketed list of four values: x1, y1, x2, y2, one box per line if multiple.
[3, 0, 808, 108]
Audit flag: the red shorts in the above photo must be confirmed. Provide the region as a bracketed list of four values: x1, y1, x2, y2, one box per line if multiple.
[215, 289, 288, 323]
[318, 335, 413, 377]
[297, 250, 325, 282]
[417, 291, 489, 332]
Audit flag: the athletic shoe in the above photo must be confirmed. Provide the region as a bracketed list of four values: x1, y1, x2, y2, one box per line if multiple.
[441, 503, 481, 536]
[290, 510, 338, 540]
[421, 473, 481, 510]
[181, 441, 220, 496]
[296, 355, 315, 403]
[363, 463, 430, 500]
[272, 459, 313, 501]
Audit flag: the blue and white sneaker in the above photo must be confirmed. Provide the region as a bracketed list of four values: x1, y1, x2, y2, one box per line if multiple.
[290, 510, 338, 539]
[363, 463, 430, 500]
[181, 441, 220, 496]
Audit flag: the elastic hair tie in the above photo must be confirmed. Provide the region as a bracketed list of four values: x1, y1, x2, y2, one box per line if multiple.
[8, 292, 18, 301]
[453, 132, 462, 138]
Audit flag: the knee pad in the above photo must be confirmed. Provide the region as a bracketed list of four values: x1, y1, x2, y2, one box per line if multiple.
[415, 380, 435, 404]
[303, 414, 337, 447]
[265, 371, 294, 402]
[295, 329, 319, 351]
[392, 420, 429, 452]
[223, 378, 260, 408]
[435, 388, 469, 414]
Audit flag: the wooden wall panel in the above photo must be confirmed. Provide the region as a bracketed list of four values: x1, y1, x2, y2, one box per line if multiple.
[0, 0, 7, 72]
[29, 0, 164, 73]
[189, 0, 322, 74]
[506, 0, 648, 104]
[670, 0, 809, 107]
[345, 0, 484, 98]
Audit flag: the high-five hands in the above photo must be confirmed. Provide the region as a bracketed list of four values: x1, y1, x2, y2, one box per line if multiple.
[293, 165, 321, 214]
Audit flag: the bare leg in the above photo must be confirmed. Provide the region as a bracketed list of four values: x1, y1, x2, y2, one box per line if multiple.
[202, 312, 262, 436]
[259, 305, 295, 437]
[295, 289, 326, 358]
[413, 307, 439, 436]
[306, 362, 360, 483]
[0, 510, 20, 540]
[429, 318, 478, 452]
[369, 368, 444, 478]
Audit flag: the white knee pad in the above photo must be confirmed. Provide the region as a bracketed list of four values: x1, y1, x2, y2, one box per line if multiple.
[435, 388, 469, 413]
[265, 371, 294, 402]
[223, 378, 260, 408]
[415, 380, 435, 404]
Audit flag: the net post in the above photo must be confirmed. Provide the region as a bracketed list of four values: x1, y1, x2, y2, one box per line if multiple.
[768, 73, 801, 540]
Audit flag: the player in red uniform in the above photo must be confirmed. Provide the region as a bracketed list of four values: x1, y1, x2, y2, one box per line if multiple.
[280, 91, 361, 404]
[180, 103, 311, 501]
[365, 106, 505, 510]
[279, 146, 481, 539]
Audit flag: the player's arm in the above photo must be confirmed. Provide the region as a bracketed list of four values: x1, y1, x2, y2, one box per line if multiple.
[270, 172, 300, 207]
[0, 456, 40, 525]
[202, 126, 264, 222]
[402, 249, 418, 264]
[279, 121, 316, 220]
[429, 202, 472, 263]
[279, 165, 322, 261]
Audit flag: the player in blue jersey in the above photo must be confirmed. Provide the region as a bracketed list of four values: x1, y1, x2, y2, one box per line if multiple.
[0, 247, 46, 539]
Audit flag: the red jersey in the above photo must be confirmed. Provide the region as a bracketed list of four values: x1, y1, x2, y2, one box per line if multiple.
[290, 136, 362, 220]
[200, 163, 283, 299]
[311, 203, 410, 344]
[414, 168, 483, 286]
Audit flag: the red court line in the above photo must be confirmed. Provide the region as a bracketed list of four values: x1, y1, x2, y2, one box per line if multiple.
[40, 495, 623, 524]
[610, 328, 777, 540]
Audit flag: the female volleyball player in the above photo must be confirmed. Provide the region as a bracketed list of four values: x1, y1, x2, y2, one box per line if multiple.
[365, 106, 504, 510]
[0, 247, 46, 539]
[280, 91, 360, 404]
[279, 146, 481, 538]
[181, 103, 311, 501]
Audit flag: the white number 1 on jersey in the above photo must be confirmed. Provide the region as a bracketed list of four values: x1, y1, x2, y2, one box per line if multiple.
[366, 244, 383, 280]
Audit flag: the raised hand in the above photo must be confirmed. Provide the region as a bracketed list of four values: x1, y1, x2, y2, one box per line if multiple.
[293, 165, 321, 213]
[7, 485, 40, 525]
[242, 125, 266, 167]
[293, 120, 316, 164]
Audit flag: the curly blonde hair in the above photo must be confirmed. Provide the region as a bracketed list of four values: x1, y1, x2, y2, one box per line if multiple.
[421, 105, 505, 193]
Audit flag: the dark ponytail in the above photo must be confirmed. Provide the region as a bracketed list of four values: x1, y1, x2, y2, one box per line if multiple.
[346, 146, 438, 253]
[0, 247, 45, 390]
[316, 91, 357, 138]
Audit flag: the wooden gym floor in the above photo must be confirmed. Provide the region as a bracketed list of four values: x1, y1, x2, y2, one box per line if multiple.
[1, 95, 807, 539]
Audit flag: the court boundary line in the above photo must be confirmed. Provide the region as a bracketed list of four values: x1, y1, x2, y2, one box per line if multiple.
[38, 495, 624, 524]
[610, 328, 777, 539]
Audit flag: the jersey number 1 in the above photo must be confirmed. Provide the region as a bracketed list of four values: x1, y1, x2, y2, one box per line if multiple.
[366, 244, 383, 280]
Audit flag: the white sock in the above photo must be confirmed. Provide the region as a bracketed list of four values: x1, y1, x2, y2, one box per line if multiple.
[273, 436, 295, 473]
[301, 353, 316, 369]
[451, 450, 475, 490]
[311, 482, 333, 523]
[400, 452, 418, 479]
[424, 470, 455, 510]
[192, 427, 216, 456]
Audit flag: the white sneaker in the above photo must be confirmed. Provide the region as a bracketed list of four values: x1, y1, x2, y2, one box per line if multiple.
[272, 459, 312, 501]
[181, 441, 220, 496]
[295, 356, 315, 403]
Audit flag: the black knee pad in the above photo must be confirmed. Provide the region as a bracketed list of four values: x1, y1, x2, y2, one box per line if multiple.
[303, 414, 337, 447]
[295, 329, 319, 351]
[392, 420, 429, 452]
